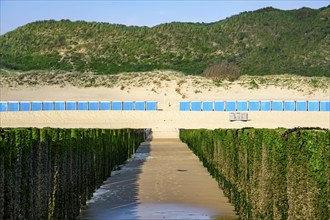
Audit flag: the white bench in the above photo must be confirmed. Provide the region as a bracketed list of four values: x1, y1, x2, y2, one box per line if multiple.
[229, 112, 248, 122]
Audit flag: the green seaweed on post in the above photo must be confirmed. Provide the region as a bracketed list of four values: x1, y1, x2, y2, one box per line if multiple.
[0, 127, 145, 219]
[180, 128, 330, 220]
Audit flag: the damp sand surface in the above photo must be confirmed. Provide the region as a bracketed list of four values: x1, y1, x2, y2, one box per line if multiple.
[79, 139, 237, 220]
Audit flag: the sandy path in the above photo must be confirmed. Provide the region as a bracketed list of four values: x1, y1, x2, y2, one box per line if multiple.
[79, 138, 237, 220]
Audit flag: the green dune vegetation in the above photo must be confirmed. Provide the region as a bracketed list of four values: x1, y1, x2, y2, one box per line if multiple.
[0, 128, 145, 219]
[180, 128, 330, 220]
[0, 6, 329, 78]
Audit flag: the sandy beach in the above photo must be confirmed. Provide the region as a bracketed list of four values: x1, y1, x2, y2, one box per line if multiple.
[1, 71, 329, 219]
[1, 72, 329, 136]
[1, 111, 329, 138]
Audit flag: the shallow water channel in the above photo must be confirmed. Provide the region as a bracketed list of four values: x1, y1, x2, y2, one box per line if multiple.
[79, 139, 237, 220]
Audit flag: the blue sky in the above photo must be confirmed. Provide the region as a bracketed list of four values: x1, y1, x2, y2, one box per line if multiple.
[1, 0, 329, 35]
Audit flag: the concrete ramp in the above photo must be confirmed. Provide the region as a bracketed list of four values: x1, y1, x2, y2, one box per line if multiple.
[79, 138, 237, 219]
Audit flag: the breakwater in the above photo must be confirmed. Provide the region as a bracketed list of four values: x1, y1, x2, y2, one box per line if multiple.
[180, 128, 329, 219]
[0, 128, 145, 219]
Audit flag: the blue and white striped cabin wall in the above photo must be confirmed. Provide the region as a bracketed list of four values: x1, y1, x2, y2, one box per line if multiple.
[284, 100, 295, 111]
[272, 101, 283, 111]
[31, 101, 42, 111]
[180, 101, 190, 111]
[20, 101, 31, 111]
[66, 101, 77, 110]
[123, 101, 134, 111]
[308, 101, 319, 111]
[191, 101, 202, 111]
[320, 101, 330, 111]
[226, 101, 236, 111]
[112, 101, 123, 111]
[202, 101, 213, 111]
[249, 101, 260, 111]
[43, 101, 54, 111]
[77, 101, 88, 110]
[100, 101, 111, 110]
[146, 101, 157, 111]
[89, 101, 99, 111]
[260, 101, 271, 111]
[135, 101, 145, 111]
[8, 101, 19, 112]
[54, 101, 65, 111]
[296, 101, 307, 111]
[237, 101, 248, 111]
[0, 102, 7, 112]
[214, 101, 225, 111]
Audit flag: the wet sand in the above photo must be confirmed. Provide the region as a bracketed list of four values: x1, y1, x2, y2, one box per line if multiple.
[79, 138, 237, 220]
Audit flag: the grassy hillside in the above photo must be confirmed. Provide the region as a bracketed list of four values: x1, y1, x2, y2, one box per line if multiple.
[0, 6, 329, 76]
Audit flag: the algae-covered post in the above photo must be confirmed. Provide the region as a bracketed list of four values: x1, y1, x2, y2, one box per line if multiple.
[180, 128, 330, 220]
[0, 127, 145, 219]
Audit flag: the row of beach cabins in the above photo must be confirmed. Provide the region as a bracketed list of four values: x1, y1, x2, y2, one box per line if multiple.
[0, 101, 157, 112]
[0, 100, 329, 112]
[180, 100, 330, 111]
